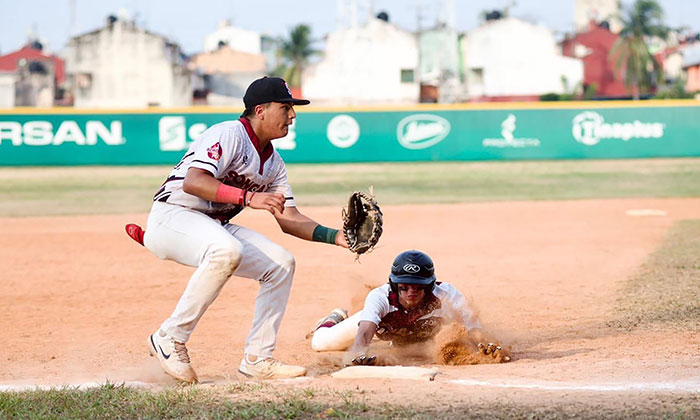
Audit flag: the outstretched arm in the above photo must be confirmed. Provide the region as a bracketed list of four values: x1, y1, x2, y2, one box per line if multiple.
[343, 321, 378, 366]
[274, 206, 348, 248]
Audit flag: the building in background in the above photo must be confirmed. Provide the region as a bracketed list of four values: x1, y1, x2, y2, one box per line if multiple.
[461, 16, 583, 101]
[0, 41, 66, 107]
[655, 45, 685, 86]
[574, 0, 621, 34]
[203, 20, 261, 55]
[683, 44, 700, 95]
[302, 14, 419, 105]
[561, 21, 627, 98]
[189, 44, 266, 106]
[261, 35, 283, 74]
[63, 12, 191, 108]
[419, 24, 462, 102]
[414, 0, 464, 103]
[0, 73, 13, 108]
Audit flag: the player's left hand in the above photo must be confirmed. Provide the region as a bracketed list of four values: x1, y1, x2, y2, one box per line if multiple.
[335, 230, 349, 248]
[248, 191, 285, 215]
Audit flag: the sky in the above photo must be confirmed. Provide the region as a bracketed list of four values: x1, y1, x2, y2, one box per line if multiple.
[1, 0, 699, 56]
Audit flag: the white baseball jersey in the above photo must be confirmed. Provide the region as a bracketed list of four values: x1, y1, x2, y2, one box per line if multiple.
[311, 282, 482, 351]
[359, 283, 481, 329]
[153, 117, 295, 222]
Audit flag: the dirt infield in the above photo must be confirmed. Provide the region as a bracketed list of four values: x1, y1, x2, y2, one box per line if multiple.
[2, 198, 699, 406]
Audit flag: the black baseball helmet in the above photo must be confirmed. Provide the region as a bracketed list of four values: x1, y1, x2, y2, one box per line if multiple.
[388, 250, 436, 293]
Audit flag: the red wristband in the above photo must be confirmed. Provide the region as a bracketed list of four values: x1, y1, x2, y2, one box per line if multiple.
[215, 184, 245, 205]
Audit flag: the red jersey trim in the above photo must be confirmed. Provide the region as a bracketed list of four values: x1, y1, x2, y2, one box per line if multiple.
[239, 117, 273, 175]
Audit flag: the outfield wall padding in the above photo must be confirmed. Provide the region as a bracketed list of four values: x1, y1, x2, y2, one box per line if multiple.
[1, 101, 699, 165]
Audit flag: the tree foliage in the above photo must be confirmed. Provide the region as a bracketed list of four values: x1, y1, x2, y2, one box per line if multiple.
[609, 0, 670, 99]
[278, 24, 318, 87]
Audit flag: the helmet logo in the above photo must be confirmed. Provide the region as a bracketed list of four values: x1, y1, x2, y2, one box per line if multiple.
[403, 263, 420, 273]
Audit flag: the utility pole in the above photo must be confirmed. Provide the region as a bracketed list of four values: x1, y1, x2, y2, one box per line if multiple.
[68, 0, 77, 38]
[411, 0, 427, 34]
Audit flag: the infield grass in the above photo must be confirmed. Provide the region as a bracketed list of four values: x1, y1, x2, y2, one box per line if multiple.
[0, 382, 697, 420]
[608, 219, 700, 331]
[1, 158, 699, 217]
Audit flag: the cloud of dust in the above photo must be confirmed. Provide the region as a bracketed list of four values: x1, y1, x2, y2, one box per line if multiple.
[103, 358, 178, 385]
[343, 283, 516, 366]
[431, 323, 508, 365]
[367, 323, 513, 366]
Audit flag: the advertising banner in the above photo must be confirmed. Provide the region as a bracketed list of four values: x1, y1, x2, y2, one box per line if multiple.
[1, 102, 699, 165]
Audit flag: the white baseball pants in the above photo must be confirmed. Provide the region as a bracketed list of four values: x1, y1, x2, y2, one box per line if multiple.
[311, 312, 363, 351]
[143, 201, 295, 358]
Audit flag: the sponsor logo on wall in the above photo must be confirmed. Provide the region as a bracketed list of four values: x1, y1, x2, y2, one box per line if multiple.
[0, 120, 124, 146]
[158, 116, 206, 151]
[482, 114, 540, 148]
[572, 111, 665, 146]
[396, 114, 450, 149]
[158, 116, 298, 152]
[326, 115, 360, 148]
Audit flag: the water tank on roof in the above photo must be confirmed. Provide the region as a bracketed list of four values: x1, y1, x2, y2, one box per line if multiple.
[28, 40, 43, 51]
[485, 10, 503, 21]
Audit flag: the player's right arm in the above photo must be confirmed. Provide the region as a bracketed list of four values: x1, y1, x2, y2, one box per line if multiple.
[344, 321, 378, 366]
[350, 321, 377, 354]
[183, 168, 285, 214]
[343, 286, 389, 366]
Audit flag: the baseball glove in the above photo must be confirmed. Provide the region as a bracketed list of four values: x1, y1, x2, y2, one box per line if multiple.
[342, 188, 383, 256]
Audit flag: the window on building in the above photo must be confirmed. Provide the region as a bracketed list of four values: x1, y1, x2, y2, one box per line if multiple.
[470, 68, 484, 85]
[27, 62, 48, 75]
[400, 69, 415, 83]
[76, 73, 92, 89]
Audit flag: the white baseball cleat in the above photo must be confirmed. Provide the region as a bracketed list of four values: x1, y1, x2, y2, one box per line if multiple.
[238, 354, 307, 380]
[147, 330, 198, 383]
[305, 308, 348, 339]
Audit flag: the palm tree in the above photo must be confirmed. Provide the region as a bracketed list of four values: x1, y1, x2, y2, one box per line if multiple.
[609, 0, 670, 99]
[278, 24, 318, 88]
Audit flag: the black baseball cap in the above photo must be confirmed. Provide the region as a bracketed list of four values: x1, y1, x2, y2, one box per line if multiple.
[243, 76, 310, 110]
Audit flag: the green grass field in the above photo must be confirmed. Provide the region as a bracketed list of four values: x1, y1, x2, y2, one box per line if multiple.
[609, 219, 700, 331]
[1, 158, 699, 217]
[1, 381, 697, 420]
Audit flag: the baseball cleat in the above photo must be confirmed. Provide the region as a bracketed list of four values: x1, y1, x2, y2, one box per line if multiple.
[125, 223, 145, 246]
[305, 308, 348, 339]
[238, 355, 307, 380]
[147, 330, 198, 383]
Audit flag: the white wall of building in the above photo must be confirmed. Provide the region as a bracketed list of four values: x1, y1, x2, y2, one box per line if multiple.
[462, 18, 583, 98]
[204, 21, 261, 55]
[64, 18, 191, 108]
[0, 73, 15, 108]
[302, 17, 419, 105]
[575, 0, 621, 33]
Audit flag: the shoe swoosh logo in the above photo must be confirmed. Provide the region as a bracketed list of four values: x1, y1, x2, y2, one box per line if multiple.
[151, 335, 171, 359]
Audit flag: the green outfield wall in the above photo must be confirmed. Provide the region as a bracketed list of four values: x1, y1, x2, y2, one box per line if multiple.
[1, 101, 699, 165]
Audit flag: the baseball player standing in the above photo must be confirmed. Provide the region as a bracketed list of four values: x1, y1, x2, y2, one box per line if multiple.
[125, 76, 348, 383]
